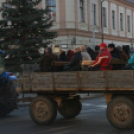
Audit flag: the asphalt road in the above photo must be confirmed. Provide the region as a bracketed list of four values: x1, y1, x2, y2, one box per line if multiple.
[0, 97, 134, 134]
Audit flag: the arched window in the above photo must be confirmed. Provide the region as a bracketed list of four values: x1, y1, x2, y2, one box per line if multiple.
[46, 0, 56, 20]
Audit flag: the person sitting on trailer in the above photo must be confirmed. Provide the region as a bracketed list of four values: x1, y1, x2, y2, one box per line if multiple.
[108, 44, 120, 59]
[123, 53, 134, 70]
[108, 43, 120, 70]
[64, 46, 82, 71]
[116, 46, 128, 61]
[87, 46, 96, 60]
[89, 43, 112, 71]
[40, 47, 58, 72]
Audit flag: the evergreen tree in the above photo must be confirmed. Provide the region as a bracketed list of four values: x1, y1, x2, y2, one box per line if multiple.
[0, 0, 57, 72]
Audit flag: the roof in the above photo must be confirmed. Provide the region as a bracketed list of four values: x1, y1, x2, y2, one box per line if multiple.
[125, 0, 134, 4]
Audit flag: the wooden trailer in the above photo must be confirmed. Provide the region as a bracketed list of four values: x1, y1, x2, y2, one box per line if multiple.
[15, 69, 134, 130]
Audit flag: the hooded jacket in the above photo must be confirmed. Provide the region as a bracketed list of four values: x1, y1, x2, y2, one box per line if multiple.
[69, 52, 82, 71]
[110, 48, 120, 59]
[59, 51, 68, 61]
[91, 48, 112, 70]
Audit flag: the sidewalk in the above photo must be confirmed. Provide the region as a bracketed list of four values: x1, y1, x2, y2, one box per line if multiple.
[18, 93, 103, 107]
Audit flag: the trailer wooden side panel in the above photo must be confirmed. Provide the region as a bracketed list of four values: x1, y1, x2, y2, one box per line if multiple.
[79, 71, 106, 91]
[107, 70, 134, 91]
[54, 72, 79, 91]
[15, 70, 134, 92]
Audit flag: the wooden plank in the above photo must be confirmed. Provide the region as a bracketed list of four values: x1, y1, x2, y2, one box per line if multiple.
[55, 84, 78, 88]
[81, 83, 106, 88]
[55, 88, 78, 91]
[55, 78, 77, 83]
[108, 83, 133, 88]
[54, 72, 78, 77]
[32, 72, 52, 77]
[32, 78, 52, 83]
[107, 70, 133, 77]
[53, 62, 69, 66]
[82, 60, 94, 65]
[111, 59, 128, 64]
[80, 88, 106, 91]
[108, 88, 134, 91]
[108, 77, 134, 83]
[81, 78, 105, 83]
[80, 71, 105, 78]
[32, 83, 52, 89]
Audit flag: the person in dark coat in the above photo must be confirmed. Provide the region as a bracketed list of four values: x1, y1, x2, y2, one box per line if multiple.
[87, 46, 96, 60]
[108, 43, 120, 70]
[108, 44, 120, 59]
[116, 46, 128, 61]
[69, 46, 82, 71]
[59, 49, 68, 61]
[123, 45, 130, 59]
[40, 47, 58, 72]
[58, 49, 68, 71]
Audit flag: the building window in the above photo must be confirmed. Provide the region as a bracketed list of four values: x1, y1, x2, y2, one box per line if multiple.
[80, 0, 84, 22]
[120, 13, 123, 31]
[94, 4, 96, 25]
[112, 10, 115, 29]
[46, 0, 56, 20]
[102, 7, 107, 27]
[127, 15, 131, 32]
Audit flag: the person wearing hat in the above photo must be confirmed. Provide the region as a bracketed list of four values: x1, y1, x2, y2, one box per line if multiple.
[90, 43, 112, 70]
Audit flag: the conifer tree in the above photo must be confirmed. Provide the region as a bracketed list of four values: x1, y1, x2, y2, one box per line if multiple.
[0, 0, 57, 72]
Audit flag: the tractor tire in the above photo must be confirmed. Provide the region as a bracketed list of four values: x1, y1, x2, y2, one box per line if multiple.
[58, 98, 82, 118]
[107, 96, 134, 129]
[30, 96, 57, 125]
[0, 81, 18, 116]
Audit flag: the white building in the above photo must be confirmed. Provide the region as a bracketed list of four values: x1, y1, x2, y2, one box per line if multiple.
[1, 0, 134, 51]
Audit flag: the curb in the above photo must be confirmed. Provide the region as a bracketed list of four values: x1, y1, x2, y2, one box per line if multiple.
[18, 95, 103, 107]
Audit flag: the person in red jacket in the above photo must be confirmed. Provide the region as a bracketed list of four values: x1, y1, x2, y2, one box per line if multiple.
[67, 50, 74, 61]
[90, 43, 112, 70]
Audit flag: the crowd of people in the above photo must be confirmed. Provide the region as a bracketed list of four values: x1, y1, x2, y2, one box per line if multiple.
[39, 43, 134, 72]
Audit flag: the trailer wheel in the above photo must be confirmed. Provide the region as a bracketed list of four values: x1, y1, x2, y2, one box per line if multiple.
[107, 96, 134, 129]
[58, 98, 82, 118]
[30, 96, 57, 125]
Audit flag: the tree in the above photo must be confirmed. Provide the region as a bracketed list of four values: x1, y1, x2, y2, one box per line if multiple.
[0, 0, 57, 72]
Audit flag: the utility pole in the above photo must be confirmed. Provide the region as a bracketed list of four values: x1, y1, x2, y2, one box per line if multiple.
[92, 0, 95, 50]
[101, 0, 105, 43]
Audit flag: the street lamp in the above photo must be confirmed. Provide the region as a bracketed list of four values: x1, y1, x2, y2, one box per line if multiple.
[101, 0, 105, 43]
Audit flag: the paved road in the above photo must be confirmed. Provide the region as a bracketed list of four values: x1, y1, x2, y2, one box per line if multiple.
[0, 97, 134, 134]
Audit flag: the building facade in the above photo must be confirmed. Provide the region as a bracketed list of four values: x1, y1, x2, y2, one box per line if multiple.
[1, 0, 134, 51]
[42, 0, 134, 51]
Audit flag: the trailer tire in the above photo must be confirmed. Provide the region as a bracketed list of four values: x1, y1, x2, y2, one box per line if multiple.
[30, 96, 57, 125]
[58, 98, 82, 118]
[107, 96, 134, 129]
